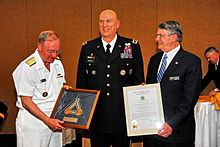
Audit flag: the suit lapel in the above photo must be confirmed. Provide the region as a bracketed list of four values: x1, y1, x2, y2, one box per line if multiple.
[161, 48, 184, 83]
[94, 38, 107, 61]
[107, 37, 123, 63]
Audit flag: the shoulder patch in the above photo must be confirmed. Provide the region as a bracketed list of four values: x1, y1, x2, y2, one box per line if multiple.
[25, 57, 36, 67]
[132, 39, 138, 44]
[82, 41, 87, 45]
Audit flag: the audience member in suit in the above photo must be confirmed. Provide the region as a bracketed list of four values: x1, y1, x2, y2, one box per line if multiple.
[201, 46, 220, 96]
[76, 9, 144, 147]
[144, 20, 202, 147]
[0, 101, 8, 125]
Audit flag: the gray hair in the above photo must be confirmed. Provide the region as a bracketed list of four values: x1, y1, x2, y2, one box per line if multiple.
[38, 30, 60, 44]
[204, 46, 219, 56]
[158, 20, 183, 42]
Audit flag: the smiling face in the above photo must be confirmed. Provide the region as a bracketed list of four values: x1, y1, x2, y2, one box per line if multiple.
[155, 28, 179, 53]
[38, 37, 61, 64]
[99, 10, 120, 42]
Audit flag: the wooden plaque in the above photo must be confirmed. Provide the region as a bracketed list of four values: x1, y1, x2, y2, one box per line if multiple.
[51, 87, 100, 129]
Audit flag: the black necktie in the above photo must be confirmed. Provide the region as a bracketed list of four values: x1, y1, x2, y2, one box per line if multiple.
[106, 44, 111, 57]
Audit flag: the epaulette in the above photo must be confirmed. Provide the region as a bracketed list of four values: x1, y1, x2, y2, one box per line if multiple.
[132, 39, 138, 44]
[25, 57, 36, 67]
[56, 57, 60, 60]
[82, 41, 87, 45]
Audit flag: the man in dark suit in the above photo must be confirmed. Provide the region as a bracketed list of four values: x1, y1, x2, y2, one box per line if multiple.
[76, 9, 144, 147]
[201, 46, 220, 96]
[144, 20, 202, 147]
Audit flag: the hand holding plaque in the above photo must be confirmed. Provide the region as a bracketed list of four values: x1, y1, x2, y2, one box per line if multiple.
[51, 87, 100, 129]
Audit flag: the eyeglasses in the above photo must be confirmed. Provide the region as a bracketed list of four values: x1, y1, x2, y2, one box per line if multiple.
[156, 34, 171, 38]
[99, 19, 113, 24]
[46, 49, 62, 55]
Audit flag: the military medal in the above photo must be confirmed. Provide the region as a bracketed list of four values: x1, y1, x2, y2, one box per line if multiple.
[42, 92, 48, 97]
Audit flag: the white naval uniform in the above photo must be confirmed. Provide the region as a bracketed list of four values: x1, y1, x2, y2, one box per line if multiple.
[12, 49, 66, 147]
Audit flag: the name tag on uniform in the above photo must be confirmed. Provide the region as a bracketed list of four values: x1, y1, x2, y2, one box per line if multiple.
[169, 76, 180, 81]
[57, 73, 63, 78]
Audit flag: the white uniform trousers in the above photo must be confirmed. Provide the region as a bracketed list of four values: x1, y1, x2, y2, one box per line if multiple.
[16, 110, 62, 147]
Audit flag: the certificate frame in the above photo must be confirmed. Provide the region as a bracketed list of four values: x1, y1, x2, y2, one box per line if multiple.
[51, 87, 100, 130]
[123, 83, 164, 136]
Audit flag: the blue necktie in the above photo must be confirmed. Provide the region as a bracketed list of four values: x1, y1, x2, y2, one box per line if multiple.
[157, 54, 167, 82]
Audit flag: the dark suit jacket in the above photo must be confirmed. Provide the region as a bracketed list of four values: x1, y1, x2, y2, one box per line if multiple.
[201, 61, 220, 91]
[76, 35, 144, 133]
[146, 47, 202, 143]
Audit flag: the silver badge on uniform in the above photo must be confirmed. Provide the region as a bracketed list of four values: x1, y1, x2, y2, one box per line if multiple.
[129, 69, 133, 75]
[169, 76, 180, 81]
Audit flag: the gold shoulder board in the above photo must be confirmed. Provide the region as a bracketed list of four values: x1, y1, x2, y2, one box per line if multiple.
[132, 39, 138, 44]
[82, 41, 87, 45]
[25, 57, 36, 67]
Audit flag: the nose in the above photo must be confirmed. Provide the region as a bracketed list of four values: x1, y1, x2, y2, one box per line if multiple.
[103, 21, 108, 27]
[155, 36, 160, 42]
[52, 53, 58, 58]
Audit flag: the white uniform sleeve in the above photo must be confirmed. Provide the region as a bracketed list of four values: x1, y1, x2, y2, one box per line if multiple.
[12, 62, 36, 97]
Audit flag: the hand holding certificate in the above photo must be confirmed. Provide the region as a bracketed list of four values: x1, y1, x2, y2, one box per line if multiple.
[123, 83, 164, 136]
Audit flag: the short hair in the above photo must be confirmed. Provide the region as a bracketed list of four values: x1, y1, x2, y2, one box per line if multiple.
[158, 20, 183, 42]
[204, 46, 219, 56]
[38, 30, 60, 44]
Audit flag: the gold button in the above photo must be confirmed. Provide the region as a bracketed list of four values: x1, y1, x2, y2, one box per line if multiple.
[107, 74, 110, 77]
[107, 83, 110, 87]
[107, 92, 110, 96]
[107, 65, 111, 68]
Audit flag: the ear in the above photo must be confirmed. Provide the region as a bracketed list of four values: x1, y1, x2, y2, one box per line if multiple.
[116, 20, 120, 29]
[37, 43, 42, 51]
[172, 34, 178, 42]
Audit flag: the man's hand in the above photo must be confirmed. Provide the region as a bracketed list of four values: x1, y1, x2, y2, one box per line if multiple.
[157, 123, 173, 138]
[44, 117, 65, 132]
[209, 88, 219, 97]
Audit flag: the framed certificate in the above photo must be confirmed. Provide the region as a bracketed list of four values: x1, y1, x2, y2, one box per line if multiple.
[51, 87, 100, 129]
[123, 83, 164, 136]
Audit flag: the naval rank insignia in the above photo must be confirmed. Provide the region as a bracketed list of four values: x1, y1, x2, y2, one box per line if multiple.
[25, 57, 36, 67]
